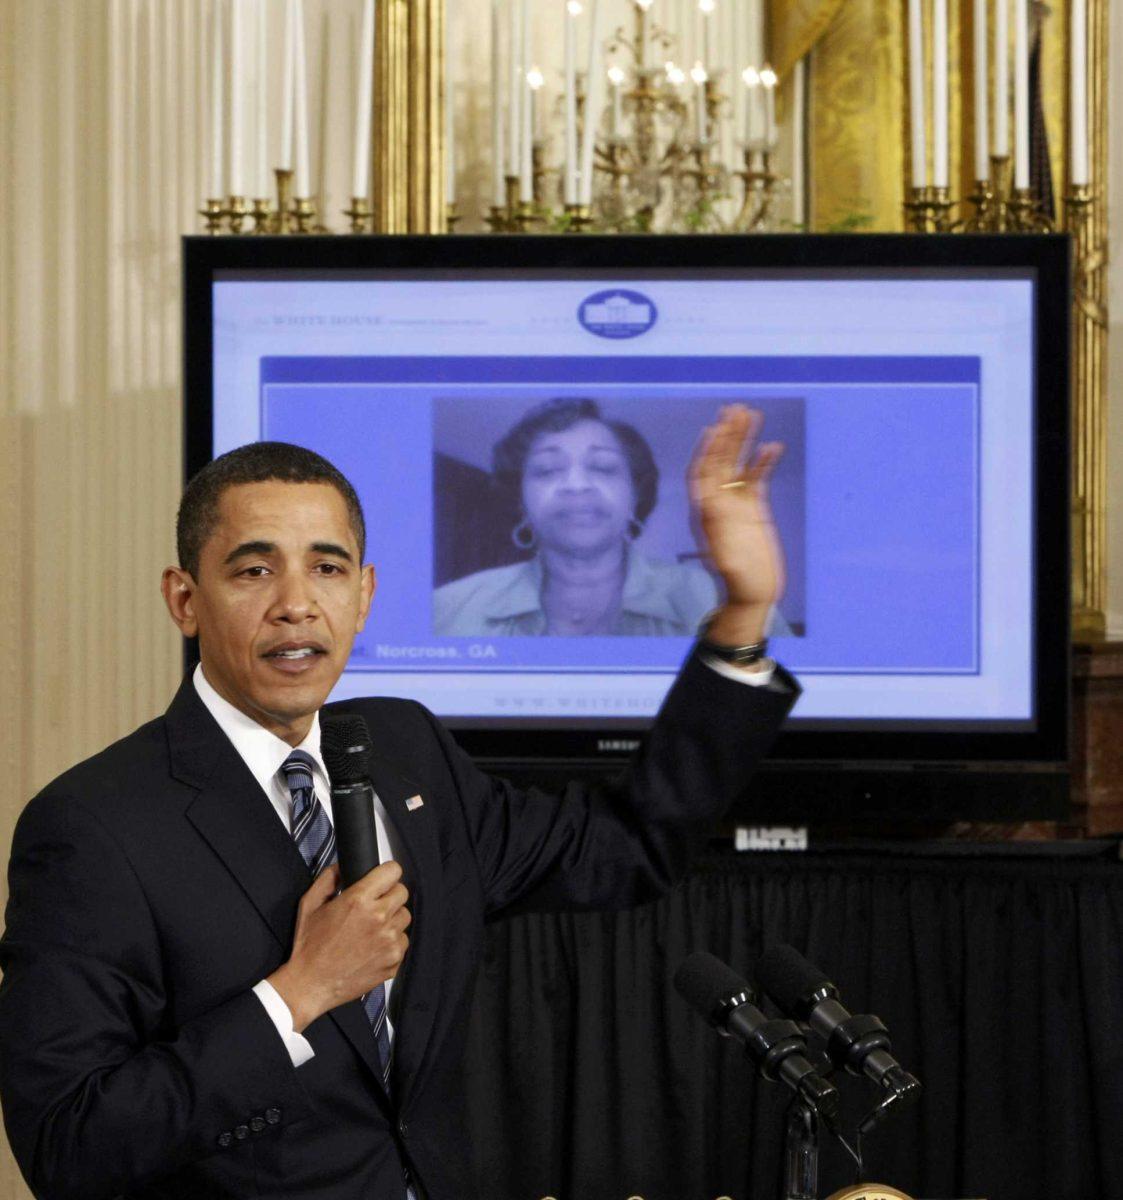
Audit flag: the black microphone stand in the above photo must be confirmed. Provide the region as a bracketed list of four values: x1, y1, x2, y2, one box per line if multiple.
[781, 1060, 865, 1200]
[783, 1095, 821, 1200]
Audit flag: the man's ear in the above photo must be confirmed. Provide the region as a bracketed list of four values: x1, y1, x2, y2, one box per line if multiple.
[161, 566, 199, 638]
[356, 564, 377, 632]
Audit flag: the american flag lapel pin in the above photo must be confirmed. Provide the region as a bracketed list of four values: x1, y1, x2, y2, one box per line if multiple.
[405, 794, 424, 812]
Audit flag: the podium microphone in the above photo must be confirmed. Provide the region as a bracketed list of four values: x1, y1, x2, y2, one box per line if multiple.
[321, 714, 381, 888]
[674, 951, 839, 1129]
[755, 944, 920, 1134]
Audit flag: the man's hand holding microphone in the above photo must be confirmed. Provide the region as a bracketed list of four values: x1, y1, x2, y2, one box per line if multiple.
[267, 860, 410, 1034]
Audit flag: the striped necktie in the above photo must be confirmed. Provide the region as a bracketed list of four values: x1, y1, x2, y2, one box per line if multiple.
[280, 750, 393, 1090]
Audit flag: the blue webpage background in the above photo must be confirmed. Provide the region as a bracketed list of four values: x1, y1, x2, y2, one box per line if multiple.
[260, 355, 979, 676]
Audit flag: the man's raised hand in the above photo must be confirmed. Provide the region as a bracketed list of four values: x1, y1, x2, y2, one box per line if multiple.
[688, 404, 786, 646]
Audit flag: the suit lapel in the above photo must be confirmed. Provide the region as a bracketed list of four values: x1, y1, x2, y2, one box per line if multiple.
[361, 750, 444, 1110]
[166, 677, 393, 1101]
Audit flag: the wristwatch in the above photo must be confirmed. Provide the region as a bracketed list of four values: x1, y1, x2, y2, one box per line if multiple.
[698, 616, 769, 667]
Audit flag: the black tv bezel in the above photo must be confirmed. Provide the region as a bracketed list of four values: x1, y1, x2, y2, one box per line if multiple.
[183, 232, 1071, 822]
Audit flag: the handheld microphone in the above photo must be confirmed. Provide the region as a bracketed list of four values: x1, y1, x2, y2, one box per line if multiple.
[674, 951, 839, 1128]
[320, 714, 380, 888]
[754, 944, 920, 1132]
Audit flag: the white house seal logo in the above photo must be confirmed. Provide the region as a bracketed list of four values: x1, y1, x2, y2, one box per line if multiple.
[578, 289, 658, 339]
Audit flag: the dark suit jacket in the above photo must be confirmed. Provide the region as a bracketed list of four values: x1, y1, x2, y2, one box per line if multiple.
[0, 649, 796, 1199]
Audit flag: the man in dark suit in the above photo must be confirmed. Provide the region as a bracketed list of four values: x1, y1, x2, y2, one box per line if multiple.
[0, 407, 796, 1199]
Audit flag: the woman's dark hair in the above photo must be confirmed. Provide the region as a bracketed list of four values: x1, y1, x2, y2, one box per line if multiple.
[491, 398, 659, 522]
[177, 441, 366, 578]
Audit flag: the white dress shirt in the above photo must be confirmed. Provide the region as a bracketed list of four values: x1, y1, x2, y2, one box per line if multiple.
[192, 664, 400, 1067]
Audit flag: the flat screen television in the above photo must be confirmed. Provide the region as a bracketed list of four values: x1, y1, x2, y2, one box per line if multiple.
[184, 233, 1070, 823]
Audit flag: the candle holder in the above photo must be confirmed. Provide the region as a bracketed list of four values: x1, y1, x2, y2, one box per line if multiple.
[681, 142, 727, 230]
[963, 179, 996, 232]
[291, 196, 316, 234]
[343, 196, 373, 234]
[504, 174, 522, 220]
[199, 198, 227, 235]
[250, 198, 273, 235]
[562, 203, 594, 233]
[734, 148, 779, 232]
[226, 195, 249, 235]
[1007, 186, 1052, 233]
[513, 202, 541, 233]
[903, 185, 937, 233]
[274, 168, 294, 234]
[445, 202, 460, 233]
[485, 204, 515, 233]
[929, 186, 955, 233]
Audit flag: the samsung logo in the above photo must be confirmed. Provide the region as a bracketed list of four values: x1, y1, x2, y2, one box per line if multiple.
[578, 289, 657, 339]
[598, 738, 641, 753]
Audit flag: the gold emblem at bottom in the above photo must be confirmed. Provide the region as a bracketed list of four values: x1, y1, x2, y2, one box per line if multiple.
[826, 1185, 915, 1200]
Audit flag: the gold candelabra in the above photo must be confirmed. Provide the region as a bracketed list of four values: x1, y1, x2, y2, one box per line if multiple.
[483, 3, 785, 235]
[197, 167, 375, 235]
[908, 156, 1054, 235]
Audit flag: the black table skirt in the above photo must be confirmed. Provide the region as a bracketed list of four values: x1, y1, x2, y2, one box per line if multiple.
[462, 847, 1123, 1200]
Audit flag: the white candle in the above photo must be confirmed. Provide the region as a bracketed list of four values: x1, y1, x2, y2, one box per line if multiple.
[352, 0, 375, 199]
[729, 0, 741, 129]
[701, 0, 713, 69]
[578, 0, 605, 206]
[491, 0, 505, 205]
[635, 0, 648, 70]
[907, 0, 926, 187]
[973, 0, 989, 180]
[508, 0, 523, 180]
[563, 3, 578, 204]
[1013, 0, 1029, 188]
[994, 0, 1009, 156]
[761, 64, 776, 146]
[293, 0, 310, 196]
[792, 57, 805, 226]
[608, 65, 624, 135]
[209, 0, 224, 197]
[932, 0, 948, 188]
[692, 62, 707, 143]
[280, 0, 295, 171]
[255, 0, 268, 197]
[742, 66, 760, 146]
[519, 6, 532, 201]
[229, 0, 244, 196]
[1070, 0, 1089, 184]
[693, 1, 703, 72]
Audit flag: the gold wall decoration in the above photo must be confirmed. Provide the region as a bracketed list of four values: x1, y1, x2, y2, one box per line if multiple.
[373, 0, 445, 233]
[1069, 0, 1108, 639]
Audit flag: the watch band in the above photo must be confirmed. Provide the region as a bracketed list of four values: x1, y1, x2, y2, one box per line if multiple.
[698, 616, 769, 666]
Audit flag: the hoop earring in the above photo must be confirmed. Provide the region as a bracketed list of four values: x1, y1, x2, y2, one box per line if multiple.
[511, 519, 537, 550]
[627, 517, 644, 541]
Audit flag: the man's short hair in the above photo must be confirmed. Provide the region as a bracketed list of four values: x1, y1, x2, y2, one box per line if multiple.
[177, 442, 366, 578]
